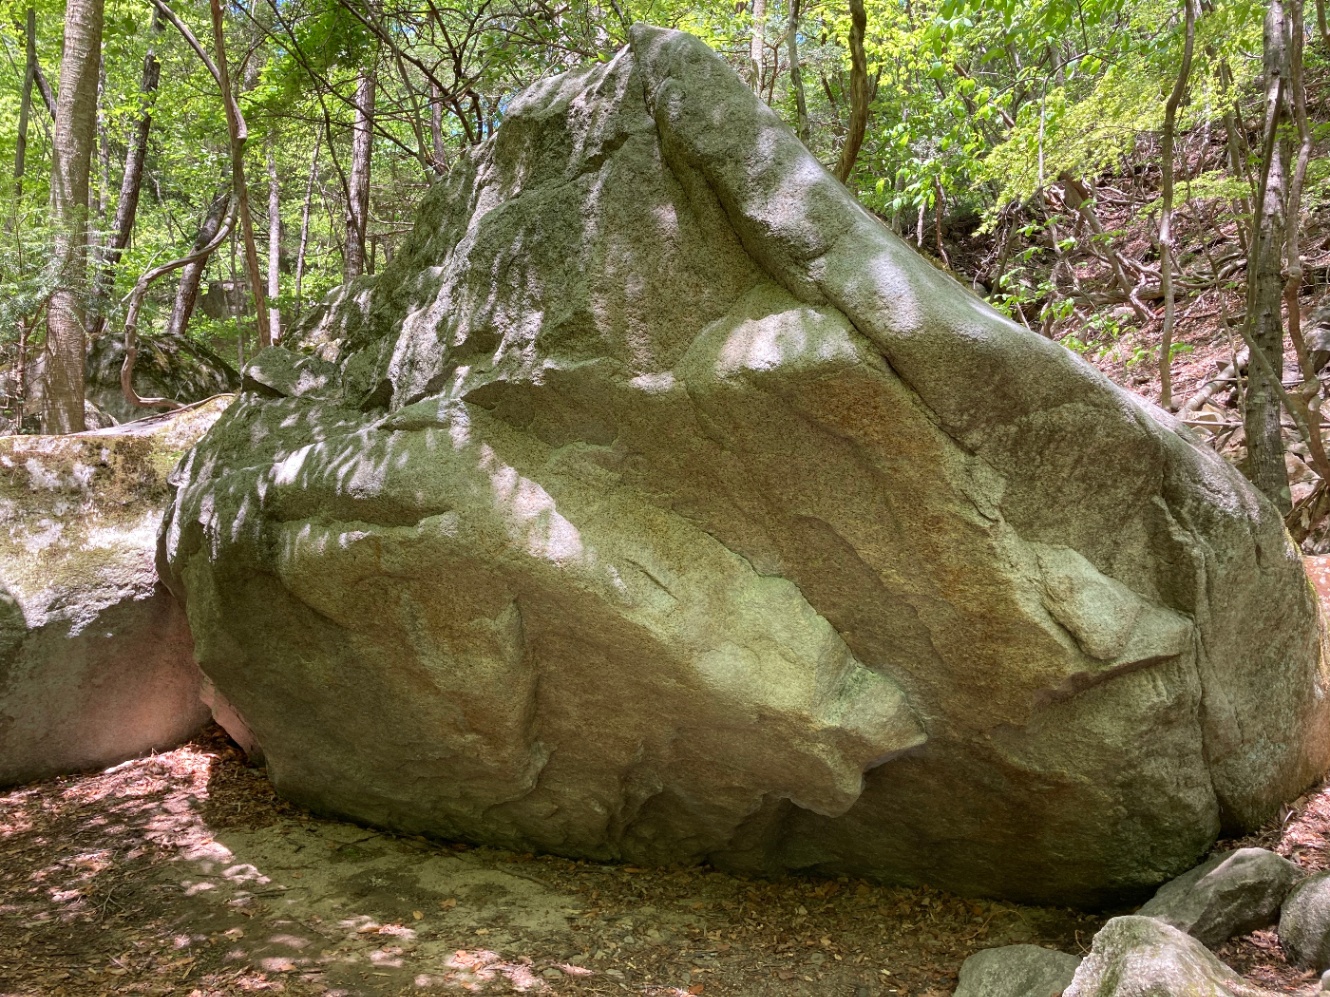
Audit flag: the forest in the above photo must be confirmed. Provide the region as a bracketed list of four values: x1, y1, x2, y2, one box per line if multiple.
[3, 0, 1327, 525]
[8, 0, 1330, 994]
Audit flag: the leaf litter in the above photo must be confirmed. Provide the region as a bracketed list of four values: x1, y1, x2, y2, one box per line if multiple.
[0, 724, 1323, 996]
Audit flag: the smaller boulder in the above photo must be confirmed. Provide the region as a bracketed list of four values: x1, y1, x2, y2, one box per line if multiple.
[953, 944, 1080, 997]
[1279, 871, 1330, 971]
[1137, 847, 1301, 947]
[0, 397, 232, 787]
[1064, 916, 1278, 996]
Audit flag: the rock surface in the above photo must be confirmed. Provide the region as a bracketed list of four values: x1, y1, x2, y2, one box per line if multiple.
[86, 332, 239, 424]
[1064, 916, 1277, 996]
[1279, 871, 1330, 971]
[159, 27, 1330, 904]
[1136, 847, 1301, 947]
[0, 398, 230, 787]
[953, 944, 1079, 997]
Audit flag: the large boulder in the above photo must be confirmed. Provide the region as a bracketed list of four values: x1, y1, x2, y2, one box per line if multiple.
[1136, 848, 1301, 947]
[1064, 916, 1277, 996]
[0, 398, 230, 786]
[158, 28, 1330, 904]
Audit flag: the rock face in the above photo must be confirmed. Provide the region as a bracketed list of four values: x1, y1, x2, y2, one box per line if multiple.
[1064, 916, 1277, 996]
[953, 944, 1079, 997]
[1136, 848, 1301, 947]
[0, 399, 229, 787]
[86, 333, 239, 425]
[158, 27, 1330, 904]
[1279, 871, 1330, 970]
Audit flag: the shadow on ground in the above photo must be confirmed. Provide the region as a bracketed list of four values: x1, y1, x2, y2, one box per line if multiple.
[0, 725, 1230, 996]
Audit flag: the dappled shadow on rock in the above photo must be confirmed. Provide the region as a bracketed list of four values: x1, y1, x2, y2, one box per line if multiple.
[0, 727, 1111, 996]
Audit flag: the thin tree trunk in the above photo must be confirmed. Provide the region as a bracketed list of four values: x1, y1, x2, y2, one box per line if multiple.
[1158, 0, 1197, 411]
[834, 0, 868, 184]
[1243, 0, 1292, 510]
[786, 0, 810, 144]
[430, 82, 446, 172]
[95, 61, 110, 222]
[207, 0, 269, 349]
[165, 188, 229, 338]
[266, 135, 281, 344]
[344, 66, 375, 281]
[1279, 0, 1330, 486]
[42, 0, 105, 434]
[13, 8, 36, 201]
[121, 196, 237, 410]
[294, 133, 320, 320]
[749, 0, 767, 91]
[89, 10, 161, 341]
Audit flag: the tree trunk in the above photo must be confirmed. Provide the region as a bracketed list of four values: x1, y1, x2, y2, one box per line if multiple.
[1158, 0, 1196, 411]
[294, 133, 320, 321]
[430, 82, 446, 172]
[834, 0, 868, 184]
[344, 66, 375, 281]
[786, 0, 810, 144]
[749, 0, 767, 92]
[13, 7, 36, 201]
[267, 135, 281, 344]
[208, 0, 269, 349]
[89, 10, 162, 341]
[42, 0, 104, 433]
[1243, 0, 1292, 510]
[165, 189, 230, 338]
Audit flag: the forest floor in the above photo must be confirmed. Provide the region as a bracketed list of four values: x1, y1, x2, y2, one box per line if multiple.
[0, 723, 1327, 997]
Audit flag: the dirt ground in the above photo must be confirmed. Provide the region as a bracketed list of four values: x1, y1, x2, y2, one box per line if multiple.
[2, 727, 1327, 997]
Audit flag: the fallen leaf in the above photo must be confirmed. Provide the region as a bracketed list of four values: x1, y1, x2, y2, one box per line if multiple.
[412, 911, 424, 921]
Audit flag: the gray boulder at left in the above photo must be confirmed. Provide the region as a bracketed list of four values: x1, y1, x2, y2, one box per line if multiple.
[0, 398, 230, 787]
[1064, 916, 1277, 996]
[953, 944, 1079, 997]
[1279, 871, 1330, 971]
[1137, 847, 1301, 947]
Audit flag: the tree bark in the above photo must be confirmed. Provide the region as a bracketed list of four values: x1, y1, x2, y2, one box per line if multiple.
[786, 0, 810, 144]
[42, 0, 105, 433]
[1158, 0, 1197, 411]
[749, 0, 767, 92]
[207, 0, 270, 348]
[89, 10, 162, 341]
[430, 82, 446, 172]
[165, 189, 230, 338]
[344, 66, 375, 281]
[294, 132, 320, 321]
[267, 135, 281, 344]
[834, 0, 868, 184]
[13, 8, 36, 201]
[1243, 0, 1292, 511]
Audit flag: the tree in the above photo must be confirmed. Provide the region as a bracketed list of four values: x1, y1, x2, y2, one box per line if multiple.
[1241, 0, 1293, 511]
[42, 0, 106, 433]
[343, 65, 375, 281]
[834, 0, 869, 183]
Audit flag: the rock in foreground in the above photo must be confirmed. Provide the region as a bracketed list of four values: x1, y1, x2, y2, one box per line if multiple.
[0, 398, 229, 786]
[953, 944, 1079, 997]
[1137, 848, 1301, 947]
[1064, 916, 1277, 996]
[1279, 871, 1330, 971]
[160, 28, 1330, 904]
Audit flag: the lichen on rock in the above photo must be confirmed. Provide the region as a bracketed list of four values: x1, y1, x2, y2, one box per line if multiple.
[159, 29, 1330, 905]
